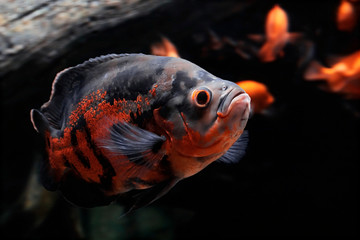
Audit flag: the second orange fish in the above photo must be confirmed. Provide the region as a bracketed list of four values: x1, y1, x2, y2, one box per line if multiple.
[236, 80, 274, 114]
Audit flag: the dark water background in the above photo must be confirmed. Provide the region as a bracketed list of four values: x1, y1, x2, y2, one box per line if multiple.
[1, 0, 358, 238]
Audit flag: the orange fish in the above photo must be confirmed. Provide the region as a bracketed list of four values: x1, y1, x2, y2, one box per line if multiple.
[304, 50, 360, 99]
[151, 37, 180, 58]
[236, 80, 274, 114]
[258, 4, 300, 62]
[30, 54, 251, 213]
[337, 0, 357, 32]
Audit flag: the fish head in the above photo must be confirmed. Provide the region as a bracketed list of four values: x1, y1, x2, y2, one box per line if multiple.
[153, 64, 250, 175]
[181, 79, 251, 145]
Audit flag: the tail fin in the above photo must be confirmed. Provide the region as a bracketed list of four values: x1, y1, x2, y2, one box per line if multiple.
[304, 61, 328, 81]
[30, 109, 59, 137]
[30, 109, 63, 191]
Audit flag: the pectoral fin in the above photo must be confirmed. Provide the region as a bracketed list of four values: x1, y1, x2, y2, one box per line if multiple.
[217, 131, 249, 164]
[101, 121, 166, 169]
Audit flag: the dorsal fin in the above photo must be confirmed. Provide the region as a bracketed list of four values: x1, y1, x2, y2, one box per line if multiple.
[39, 53, 144, 130]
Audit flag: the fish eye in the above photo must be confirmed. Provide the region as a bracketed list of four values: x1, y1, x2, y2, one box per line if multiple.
[192, 88, 212, 107]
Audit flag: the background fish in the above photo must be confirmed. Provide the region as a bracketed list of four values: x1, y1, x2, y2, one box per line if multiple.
[236, 80, 274, 114]
[30, 54, 250, 213]
[249, 4, 302, 62]
[151, 37, 180, 58]
[337, 0, 357, 32]
[304, 50, 360, 99]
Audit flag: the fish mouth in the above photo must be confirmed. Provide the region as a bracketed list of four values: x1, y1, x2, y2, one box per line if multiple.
[217, 88, 250, 118]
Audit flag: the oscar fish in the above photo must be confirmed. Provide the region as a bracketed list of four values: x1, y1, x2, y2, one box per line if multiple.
[30, 54, 251, 213]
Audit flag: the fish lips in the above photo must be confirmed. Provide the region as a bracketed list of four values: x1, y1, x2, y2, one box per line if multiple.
[217, 89, 251, 128]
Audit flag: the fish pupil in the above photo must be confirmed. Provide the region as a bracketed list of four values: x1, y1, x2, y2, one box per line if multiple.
[197, 91, 209, 105]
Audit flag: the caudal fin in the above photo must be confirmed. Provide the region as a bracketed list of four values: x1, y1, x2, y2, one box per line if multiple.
[30, 109, 59, 137]
[304, 61, 328, 81]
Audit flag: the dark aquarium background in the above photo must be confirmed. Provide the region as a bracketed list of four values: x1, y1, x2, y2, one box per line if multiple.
[1, 0, 358, 238]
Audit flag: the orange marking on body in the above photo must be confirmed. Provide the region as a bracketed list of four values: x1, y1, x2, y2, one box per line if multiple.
[44, 131, 67, 182]
[179, 115, 227, 153]
[154, 109, 239, 178]
[135, 95, 143, 112]
[47, 129, 85, 181]
[69, 90, 107, 126]
[46, 88, 166, 194]
[74, 130, 103, 183]
[145, 97, 150, 106]
[169, 123, 236, 178]
[149, 84, 158, 97]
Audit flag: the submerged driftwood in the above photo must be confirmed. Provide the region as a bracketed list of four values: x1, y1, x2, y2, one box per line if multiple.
[0, 0, 170, 77]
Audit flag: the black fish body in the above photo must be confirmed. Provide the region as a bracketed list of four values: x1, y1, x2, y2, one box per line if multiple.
[30, 54, 250, 212]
